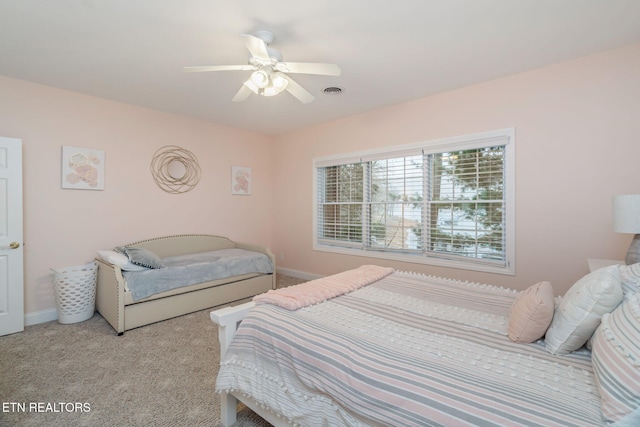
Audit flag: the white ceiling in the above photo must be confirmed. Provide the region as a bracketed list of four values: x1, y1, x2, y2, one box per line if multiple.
[1, 0, 639, 135]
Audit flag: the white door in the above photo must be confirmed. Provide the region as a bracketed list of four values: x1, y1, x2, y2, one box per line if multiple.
[0, 137, 24, 336]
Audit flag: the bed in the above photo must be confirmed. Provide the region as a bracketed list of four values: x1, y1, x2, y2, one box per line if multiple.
[210, 264, 640, 427]
[95, 234, 275, 335]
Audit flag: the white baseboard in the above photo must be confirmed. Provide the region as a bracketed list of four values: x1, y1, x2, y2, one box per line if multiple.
[276, 267, 322, 281]
[24, 309, 58, 326]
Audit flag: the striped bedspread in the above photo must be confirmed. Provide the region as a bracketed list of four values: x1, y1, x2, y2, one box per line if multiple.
[216, 270, 604, 427]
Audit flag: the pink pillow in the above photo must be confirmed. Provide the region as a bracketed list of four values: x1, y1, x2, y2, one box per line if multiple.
[508, 281, 555, 343]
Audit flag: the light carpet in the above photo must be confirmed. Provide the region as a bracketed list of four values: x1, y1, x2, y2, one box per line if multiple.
[0, 274, 305, 427]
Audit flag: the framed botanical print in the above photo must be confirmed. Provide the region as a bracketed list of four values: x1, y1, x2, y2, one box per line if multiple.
[61, 146, 105, 190]
[231, 166, 251, 195]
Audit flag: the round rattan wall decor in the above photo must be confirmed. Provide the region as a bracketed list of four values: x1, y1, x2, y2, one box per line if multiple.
[150, 145, 201, 194]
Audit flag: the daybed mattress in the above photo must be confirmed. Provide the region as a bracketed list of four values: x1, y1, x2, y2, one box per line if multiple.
[216, 271, 603, 427]
[123, 248, 273, 301]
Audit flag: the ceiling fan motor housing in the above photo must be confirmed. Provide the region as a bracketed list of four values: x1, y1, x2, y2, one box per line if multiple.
[249, 48, 282, 67]
[253, 30, 275, 45]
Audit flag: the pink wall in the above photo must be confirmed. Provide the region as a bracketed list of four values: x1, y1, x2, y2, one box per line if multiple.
[271, 43, 640, 296]
[2, 42, 639, 318]
[0, 76, 275, 315]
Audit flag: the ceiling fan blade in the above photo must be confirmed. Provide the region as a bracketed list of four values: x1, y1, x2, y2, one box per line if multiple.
[241, 34, 271, 62]
[232, 83, 253, 102]
[282, 74, 315, 104]
[274, 62, 341, 76]
[184, 65, 255, 72]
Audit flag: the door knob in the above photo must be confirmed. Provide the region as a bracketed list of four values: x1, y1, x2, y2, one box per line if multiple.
[9, 242, 20, 249]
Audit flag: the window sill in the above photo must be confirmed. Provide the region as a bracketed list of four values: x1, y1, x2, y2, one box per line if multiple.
[313, 243, 515, 276]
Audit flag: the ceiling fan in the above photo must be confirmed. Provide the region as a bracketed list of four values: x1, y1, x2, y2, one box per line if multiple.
[184, 31, 341, 104]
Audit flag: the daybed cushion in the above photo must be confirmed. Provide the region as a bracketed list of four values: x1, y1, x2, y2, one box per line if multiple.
[618, 262, 640, 298]
[591, 292, 640, 425]
[123, 248, 273, 301]
[96, 250, 148, 271]
[508, 281, 554, 343]
[545, 265, 623, 355]
[115, 246, 166, 269]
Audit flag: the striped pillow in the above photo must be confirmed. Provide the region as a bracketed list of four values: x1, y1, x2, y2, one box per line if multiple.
[618, 262, 640, 298]
[591, 293, 640, 424]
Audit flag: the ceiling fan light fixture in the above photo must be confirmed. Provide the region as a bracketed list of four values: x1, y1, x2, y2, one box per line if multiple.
[262, 78, 287, 97]
[250, 70, 269, 88]
[272, 72, 288, 90]
[244, 74, 288, 97]
[261, 87, 278, 97]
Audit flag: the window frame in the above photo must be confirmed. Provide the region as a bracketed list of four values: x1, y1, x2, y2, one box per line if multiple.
[313, 128, 516, 275]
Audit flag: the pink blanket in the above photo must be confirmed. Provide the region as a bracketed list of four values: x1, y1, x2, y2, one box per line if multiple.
[254, 265, 394, 310]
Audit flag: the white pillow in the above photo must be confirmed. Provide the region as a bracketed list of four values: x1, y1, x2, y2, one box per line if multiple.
[544, 265, 623, 355]
[96, 250, 148, 271]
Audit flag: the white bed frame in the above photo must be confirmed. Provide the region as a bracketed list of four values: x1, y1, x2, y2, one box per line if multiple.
[210, 302, 290, 427]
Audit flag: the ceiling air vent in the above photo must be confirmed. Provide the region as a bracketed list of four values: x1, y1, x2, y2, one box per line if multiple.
[322, 86, 344, 95]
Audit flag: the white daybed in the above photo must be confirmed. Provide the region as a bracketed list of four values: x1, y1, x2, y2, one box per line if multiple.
[211, 264, 640, 427]
[96, 234, 275, 335]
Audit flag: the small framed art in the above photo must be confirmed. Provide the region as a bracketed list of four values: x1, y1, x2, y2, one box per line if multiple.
[61, 146, 105, 190]
[231, 166, 251, 195]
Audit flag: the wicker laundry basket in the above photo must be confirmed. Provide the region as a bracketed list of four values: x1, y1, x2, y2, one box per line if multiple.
[51, 261, 98, 324]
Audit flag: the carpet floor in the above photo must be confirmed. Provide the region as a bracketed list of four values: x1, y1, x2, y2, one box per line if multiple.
[0, 274, 305, 427]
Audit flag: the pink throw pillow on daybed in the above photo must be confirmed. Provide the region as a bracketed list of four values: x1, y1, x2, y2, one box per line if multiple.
[508, 281, 555, 343]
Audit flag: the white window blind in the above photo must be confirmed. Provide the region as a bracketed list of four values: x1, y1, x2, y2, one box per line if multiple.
[317, 163, 364, 247]
[314, 128, 515, 275]
[369, 154, 424, 252]
[425, 147, 506, 265]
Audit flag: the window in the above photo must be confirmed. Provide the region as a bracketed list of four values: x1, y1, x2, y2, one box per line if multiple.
[314, 128, 515, 275]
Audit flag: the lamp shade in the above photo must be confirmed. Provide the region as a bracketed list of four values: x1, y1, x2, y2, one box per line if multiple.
[613, 194, 640, 233]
